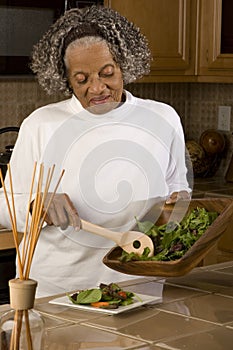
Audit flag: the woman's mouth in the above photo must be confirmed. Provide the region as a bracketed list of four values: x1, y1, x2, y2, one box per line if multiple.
[89, 95, 111, 105]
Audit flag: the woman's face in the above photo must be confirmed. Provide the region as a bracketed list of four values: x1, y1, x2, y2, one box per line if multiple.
[65, 40, 124, 112]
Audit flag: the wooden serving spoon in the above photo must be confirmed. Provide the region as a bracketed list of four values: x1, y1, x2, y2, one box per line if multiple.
[81, 219, 154, 257]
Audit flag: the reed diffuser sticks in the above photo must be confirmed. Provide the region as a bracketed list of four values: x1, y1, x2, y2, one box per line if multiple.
[0, 162, 64, 350]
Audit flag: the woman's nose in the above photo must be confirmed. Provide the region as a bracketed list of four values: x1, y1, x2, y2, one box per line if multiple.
[89, 77, 106, 93]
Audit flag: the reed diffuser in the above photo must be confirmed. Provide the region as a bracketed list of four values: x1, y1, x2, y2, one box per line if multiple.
[0, 162, 64, 350]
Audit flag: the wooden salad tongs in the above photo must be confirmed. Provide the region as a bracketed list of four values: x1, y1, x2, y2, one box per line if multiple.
[81, 219, 154, 257]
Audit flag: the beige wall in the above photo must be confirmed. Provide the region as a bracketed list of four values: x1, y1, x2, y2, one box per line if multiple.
[0, 79, 233, 177]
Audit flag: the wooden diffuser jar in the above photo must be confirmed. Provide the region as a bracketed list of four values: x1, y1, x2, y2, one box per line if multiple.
[0, 279, 44, 350]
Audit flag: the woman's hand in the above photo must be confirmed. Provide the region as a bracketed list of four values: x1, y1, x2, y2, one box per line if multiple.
[43, 193, 81, 231]
[165, 191, 191, 205]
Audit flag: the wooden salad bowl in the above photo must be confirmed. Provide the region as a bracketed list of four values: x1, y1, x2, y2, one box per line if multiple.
[103, 198, 233, 277]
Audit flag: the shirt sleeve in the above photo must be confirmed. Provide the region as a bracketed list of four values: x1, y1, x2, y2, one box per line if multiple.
[165, 117, 192, 195]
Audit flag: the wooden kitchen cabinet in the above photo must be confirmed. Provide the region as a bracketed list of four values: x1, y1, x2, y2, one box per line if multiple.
[105, 0, 233, 83]
[198, 0, 233, 82]
[104, 0, 198, 82]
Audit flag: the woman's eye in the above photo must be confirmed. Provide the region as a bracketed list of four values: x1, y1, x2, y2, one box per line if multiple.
[76, 74, 87, 84]
[101, 67, 114, 77]
[77, 79, 87, 84]
[102, 72, 113, 78]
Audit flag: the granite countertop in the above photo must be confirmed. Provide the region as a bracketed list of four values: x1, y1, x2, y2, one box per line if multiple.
[193, 177, 233, 197]
[0, 228, 23, 250]
[1, 261, 233, 349]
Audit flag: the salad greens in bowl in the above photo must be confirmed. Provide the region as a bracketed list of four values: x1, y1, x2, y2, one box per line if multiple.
[103, 198, 233, 277]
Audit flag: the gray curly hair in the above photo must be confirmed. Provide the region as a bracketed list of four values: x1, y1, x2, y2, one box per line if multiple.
[30, 5, 152, 95]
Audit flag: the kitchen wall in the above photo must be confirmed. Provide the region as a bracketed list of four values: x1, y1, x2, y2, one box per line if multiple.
[0, 79, 233, 178]
[128, 82, 233, 178]
[0, 79, 64, 154]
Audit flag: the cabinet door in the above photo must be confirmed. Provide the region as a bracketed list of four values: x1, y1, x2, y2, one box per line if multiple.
[105, 0, 197, 82]
[198, 0, 233, 81]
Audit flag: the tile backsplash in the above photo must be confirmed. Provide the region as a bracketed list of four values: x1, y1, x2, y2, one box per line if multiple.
[128, 82, 233, 178]
[0, 79, 233, 178]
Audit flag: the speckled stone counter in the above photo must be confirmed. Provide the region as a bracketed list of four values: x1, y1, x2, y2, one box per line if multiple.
[193, 176, 233, 197]
[1, 261, 232, 349]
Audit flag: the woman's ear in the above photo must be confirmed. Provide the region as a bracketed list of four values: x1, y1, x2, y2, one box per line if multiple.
[67, 80, 73, 94]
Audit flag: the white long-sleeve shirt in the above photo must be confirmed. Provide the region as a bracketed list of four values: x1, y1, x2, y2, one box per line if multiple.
[0, 91, 190, 297]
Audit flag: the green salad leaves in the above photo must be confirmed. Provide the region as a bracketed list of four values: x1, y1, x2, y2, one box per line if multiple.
[120, 207, 218, 262]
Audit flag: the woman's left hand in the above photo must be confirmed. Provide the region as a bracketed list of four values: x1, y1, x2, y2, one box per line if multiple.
[165, 191, 191, 204]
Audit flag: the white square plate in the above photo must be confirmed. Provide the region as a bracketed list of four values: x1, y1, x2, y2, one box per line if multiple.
[49, 293, 162, 315]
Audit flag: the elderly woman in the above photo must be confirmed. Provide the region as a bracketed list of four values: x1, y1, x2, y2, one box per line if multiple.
[0, 6, 191, 297]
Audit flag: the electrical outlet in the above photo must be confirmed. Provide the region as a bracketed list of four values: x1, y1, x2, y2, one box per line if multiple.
[218, 106, 231, 131]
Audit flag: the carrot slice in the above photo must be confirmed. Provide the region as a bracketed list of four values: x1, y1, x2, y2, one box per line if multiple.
[90, 301, 110, 308]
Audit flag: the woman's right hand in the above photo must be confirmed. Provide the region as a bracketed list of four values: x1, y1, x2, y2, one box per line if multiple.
[42, 193, 81, 231]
